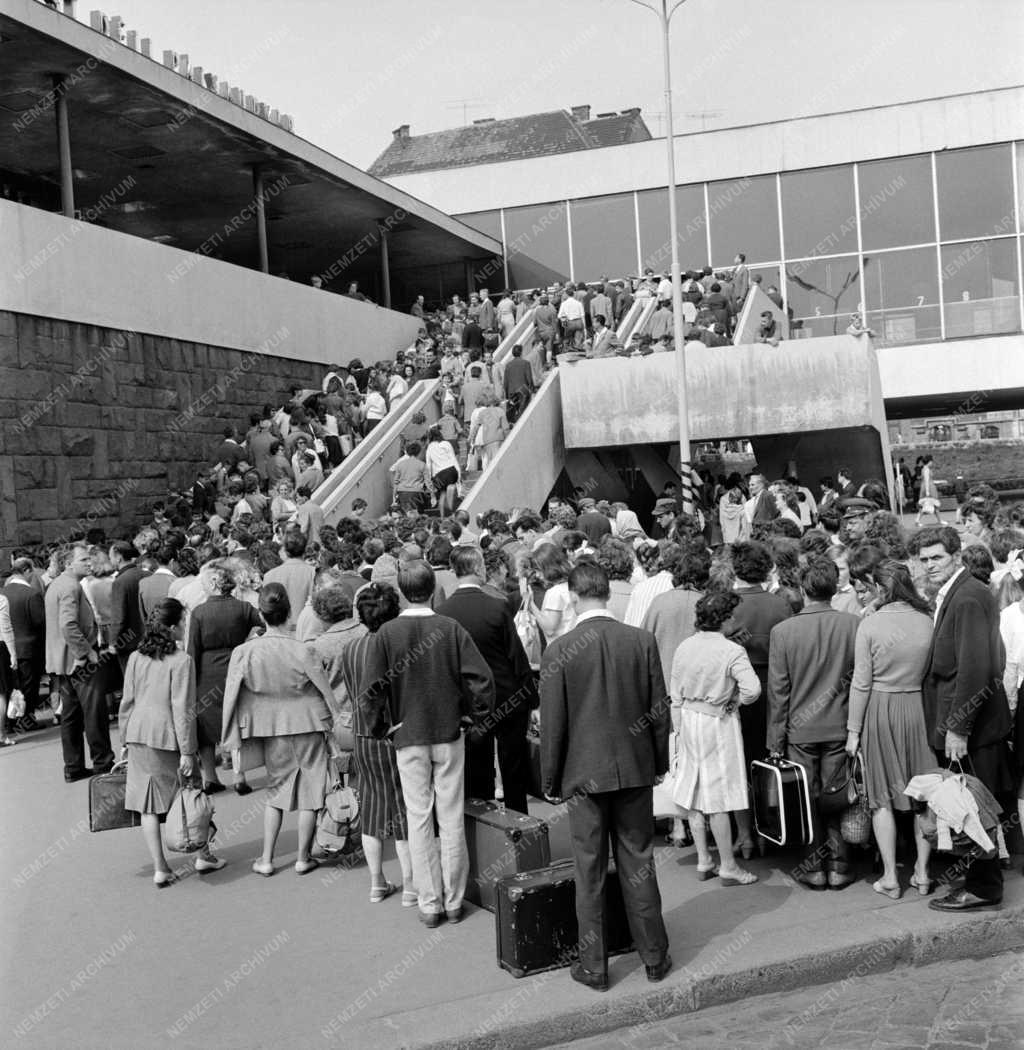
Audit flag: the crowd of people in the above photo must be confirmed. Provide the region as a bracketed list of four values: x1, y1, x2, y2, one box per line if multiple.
[4, 354, 1023, 988]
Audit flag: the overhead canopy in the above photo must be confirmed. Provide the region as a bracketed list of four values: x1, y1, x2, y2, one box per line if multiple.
[0, 1, 502, 300]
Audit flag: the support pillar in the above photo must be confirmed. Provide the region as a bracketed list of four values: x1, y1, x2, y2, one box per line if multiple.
[54, 77, 74, 218]
[252, 166, 269, 274]
[378, 220, 392, 309]
[464, 258, 476, 297]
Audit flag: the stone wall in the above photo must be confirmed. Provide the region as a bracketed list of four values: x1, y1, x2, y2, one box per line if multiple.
[0, 310, 326, 556]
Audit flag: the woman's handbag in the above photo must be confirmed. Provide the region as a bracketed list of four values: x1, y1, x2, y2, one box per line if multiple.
[317, 756, 360, 855]
[820, 753, 865, 815]
[840, 797, 872, 846]
[514, 598, 542, 671]
[6, 689, 25, 720]
[165, 774, 216, 853]
[339, 433, 354, 457]
[88, 761, 141, 832]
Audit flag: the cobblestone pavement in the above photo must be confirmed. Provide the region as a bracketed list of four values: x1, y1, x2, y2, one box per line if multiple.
[545, 952, 1024, 1050]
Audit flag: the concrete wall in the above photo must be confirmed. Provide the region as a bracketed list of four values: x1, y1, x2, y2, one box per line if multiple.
[0, 311, 326, 554]
[1, 200, 421, 365]
[460, 371, 564, 520]
[559, 334, 886, 446]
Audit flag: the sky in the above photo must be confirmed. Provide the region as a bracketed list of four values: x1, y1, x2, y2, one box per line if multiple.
[105, 0, 1024, 170]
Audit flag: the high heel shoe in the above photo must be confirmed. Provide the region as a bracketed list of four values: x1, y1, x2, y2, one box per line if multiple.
[909, 873, 933, 896]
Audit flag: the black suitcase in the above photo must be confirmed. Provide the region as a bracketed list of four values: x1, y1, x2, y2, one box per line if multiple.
[526, 729, 544, 800]
[751, 757, 813, 846]
[464, 798, 550, 911]
[494, 861, 634, 978]
[88, 763, 141, 832]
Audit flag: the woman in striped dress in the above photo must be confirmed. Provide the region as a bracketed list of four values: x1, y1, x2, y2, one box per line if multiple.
[670, 590, 761, 886]
[337, 583, 414, 905]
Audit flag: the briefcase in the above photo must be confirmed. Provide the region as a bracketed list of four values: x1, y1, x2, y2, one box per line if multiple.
[751, 757, 813, 847]
[89, 762, 141, 832]
[494, 861, 634, 978]
[526, 729, 544, 800]
[464, 798, 550, 911]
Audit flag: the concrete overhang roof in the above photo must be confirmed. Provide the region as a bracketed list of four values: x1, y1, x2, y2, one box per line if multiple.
[0, 1, 501, 287]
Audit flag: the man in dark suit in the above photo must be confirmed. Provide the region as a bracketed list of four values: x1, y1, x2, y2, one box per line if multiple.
[437, 547, 537, 813]
[214, 425, 245, 471]
[914, 526, 1014, 910]
[540, 562, 671, 991]
[503, 344, 535, 425]
[2, 558, 46, 730]
[461, 318, 483, 353]
[44, 543, 113, 781]
[108, 540, 147, 672]
[836, 466, 857, 499]
[767, 558, 859, 889]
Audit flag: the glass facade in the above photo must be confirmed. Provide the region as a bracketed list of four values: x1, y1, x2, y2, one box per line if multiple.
[454, 139, 1024, 348]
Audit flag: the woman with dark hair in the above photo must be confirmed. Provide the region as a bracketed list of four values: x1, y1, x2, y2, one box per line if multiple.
[844, 560, 935, 899]
[962, 544, 995, 587]
[847, 544, 888, 611]
[862, 511, 909, 561]
[594, 538, 636, 620]
[334, 583, 415, 903]
[266, 441, 293, 489]
[424, 425, 461, 517]
[524, 543, 575, 643]
[222, 583, 336, 876]
[120, 599, 225, 886]
[670, 590, 760, 885]
[187, 560, 262, 795]
[363, 377, 388, 435]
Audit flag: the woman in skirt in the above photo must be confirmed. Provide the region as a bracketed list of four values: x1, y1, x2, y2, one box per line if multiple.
[187, 561, 262, 794]
[670, 590, 761, 886]
[336, 583, 414, 904]
[845, 559, 935, 899]
[120, 599, 225, 887]
[222, 583, 335, 876]
[424, 424, 461, 517]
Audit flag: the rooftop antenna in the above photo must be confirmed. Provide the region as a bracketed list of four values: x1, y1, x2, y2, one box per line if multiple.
[444, 98, 488, 125]
[683, 109, 724, 131]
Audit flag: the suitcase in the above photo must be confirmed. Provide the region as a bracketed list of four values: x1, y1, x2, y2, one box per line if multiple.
[494, 861, 634, 978]
[88, 762, 141, 832]
[751, 757, 813, 847]
[464, 798, 551, 911]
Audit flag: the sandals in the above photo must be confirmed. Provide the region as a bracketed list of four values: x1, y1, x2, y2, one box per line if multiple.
[872, 879, 903, 900]
[401, 888, 419, 907]
[154, 870, 177, 888]
[909, 873, 933, 896]
[370, 880, 397, 904]
[719, 869, 758, 886]
[252, 860, 275, 877]
[295, 858, 320, 876]
[696, 864, 719, 882]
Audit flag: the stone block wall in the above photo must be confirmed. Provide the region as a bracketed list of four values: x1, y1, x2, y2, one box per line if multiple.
[0, 311, 325, 557]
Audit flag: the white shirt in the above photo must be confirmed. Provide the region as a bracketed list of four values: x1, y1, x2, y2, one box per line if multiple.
[557, 297, 584, 322]
[933, 567, 964, 624]
[999, 601, 1024, 713]
[425, 440, 460, 478]
[657, 278, 672, 300]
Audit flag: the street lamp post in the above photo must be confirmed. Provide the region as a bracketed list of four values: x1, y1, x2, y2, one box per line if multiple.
[631, 0, 693, 516]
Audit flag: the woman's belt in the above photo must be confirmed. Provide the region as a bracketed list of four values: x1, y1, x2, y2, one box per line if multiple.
[680, 698, 731, 719]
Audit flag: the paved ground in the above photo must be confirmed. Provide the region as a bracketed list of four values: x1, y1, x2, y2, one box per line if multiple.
[2, 725, 1022, 1050]
[544, 952, 1024, 1050]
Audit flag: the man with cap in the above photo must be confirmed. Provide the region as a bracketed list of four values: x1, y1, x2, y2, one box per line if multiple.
[576, 499, 612, 545]
[839, 498, 874, 544]
[649, 498, 677, 541]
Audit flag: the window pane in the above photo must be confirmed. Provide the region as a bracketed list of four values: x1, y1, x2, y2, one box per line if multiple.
[454, 210, 502, 243]
[636, 184, 706, 275]
[858, 154, 935, 250]
[941, 237, 1020, 338]
[780, 165, 856, 260]
[504, 201, 570, 289]
[748, 264, 782, 303]
[862, 247, 941, 346]
[708, 174, 779, 266]
[570, 193, 637, 282]
[936, 144, 1015, 241]
[785, 254, 861, 339]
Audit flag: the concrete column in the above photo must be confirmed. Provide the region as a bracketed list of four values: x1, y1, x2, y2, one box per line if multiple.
[53, 77, 74, 218]
[463, 258, 476, 297]
[378, 221, 392, 309]
[252, 167, 269, 274]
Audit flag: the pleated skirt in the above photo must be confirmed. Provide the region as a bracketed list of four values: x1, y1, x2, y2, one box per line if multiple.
[861, 690, 934, 811]
[353, 735, 408, 840]
[672, 708, 749, 814]
[262, 732, 329, 812]
[125, 743, 179, 815]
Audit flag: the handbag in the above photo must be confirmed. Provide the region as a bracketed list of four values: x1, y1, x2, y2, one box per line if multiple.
[88, 761, 141, 832]
[339, 433, 354, 457]
[820, 753, 865, 815]
[6, 689, 25, 720]
[514, 598, 542, 671]
[316, 756, 360, 855]
[840, 797, 872, 846]
[165, 774, 216, 853]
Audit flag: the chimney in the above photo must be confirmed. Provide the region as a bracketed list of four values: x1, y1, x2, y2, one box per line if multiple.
[393, 124, 410, 141]
[620, 107, 641, 116]
[570, 104, 591, 122]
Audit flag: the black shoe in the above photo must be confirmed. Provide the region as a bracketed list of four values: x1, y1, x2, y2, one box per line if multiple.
[645, 954, 673, 982]
[569, 961, 608, 992]
[203, 782, 226, 795]
[64, 768, 93, 783]
[234, 782, 253, 796]
[418, 911, 444, 929]
[928, 890, 1001, 912]
[93, 763, 114, 776]
[827, 872, 856, 891]
[445, 907, 465, 924]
